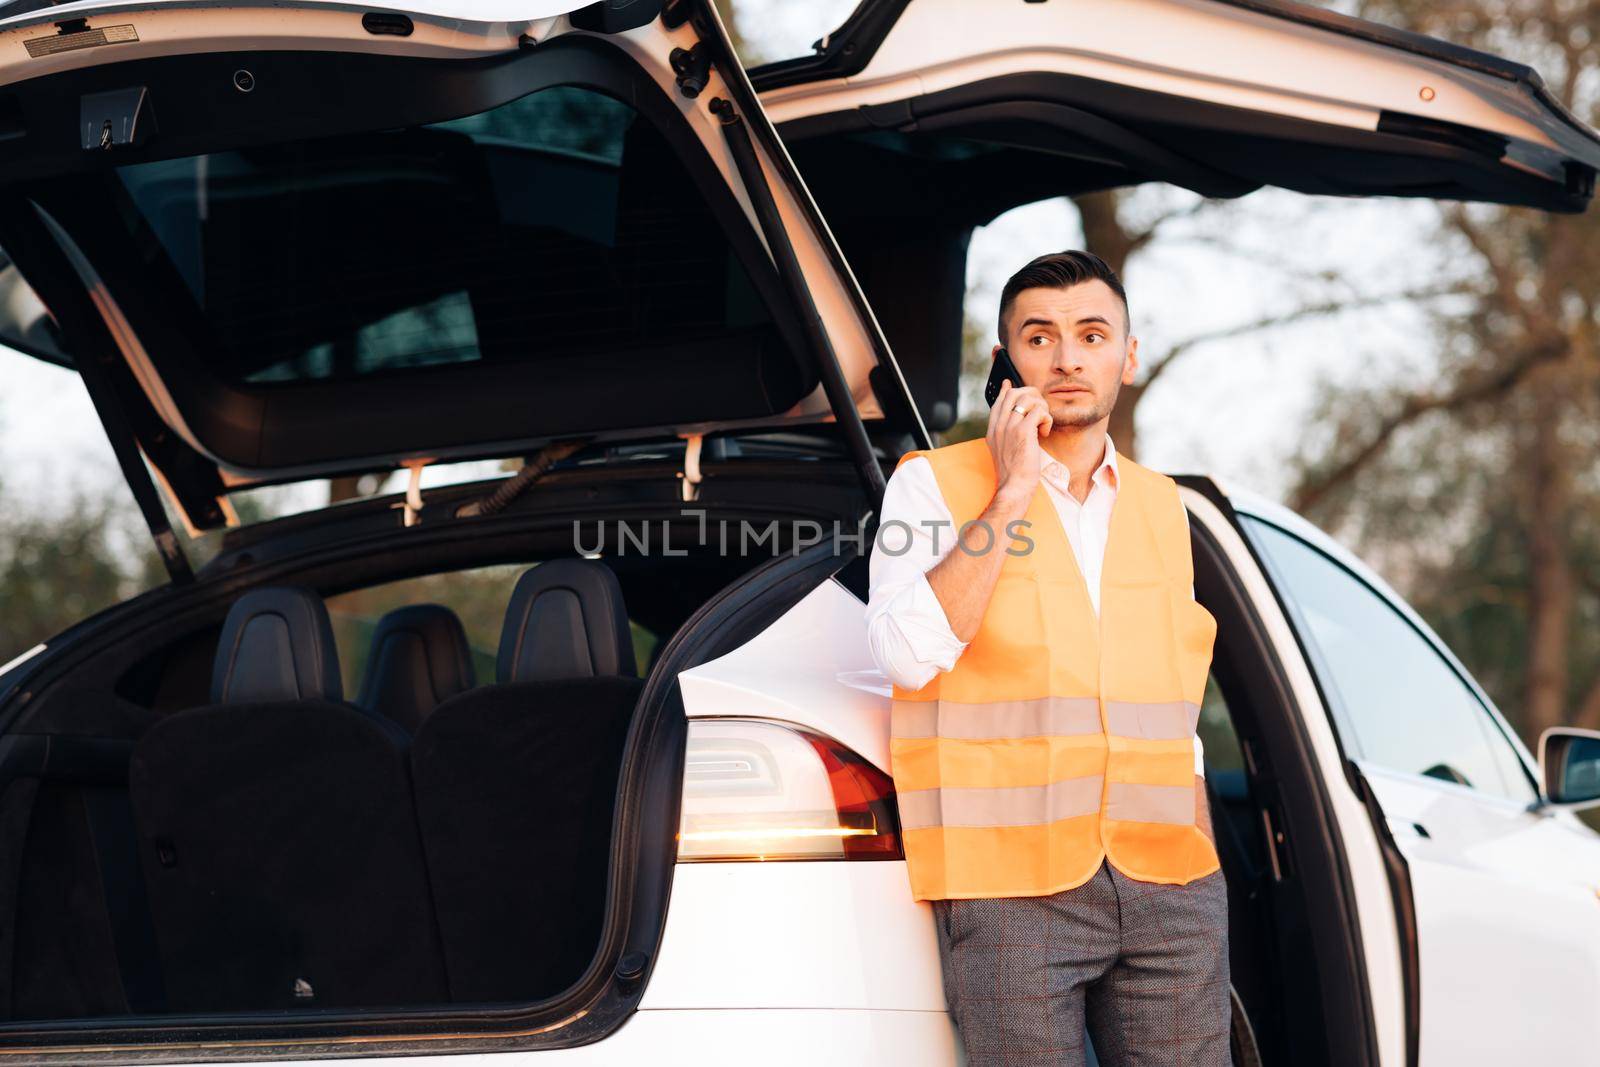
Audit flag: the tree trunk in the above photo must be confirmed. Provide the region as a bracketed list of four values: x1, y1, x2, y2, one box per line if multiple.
[1108, 380, 1143, 460]
[1520, 366, 1574, 740]
[1074, 190, 1145, 460]
[1076, 190, 1139, 274]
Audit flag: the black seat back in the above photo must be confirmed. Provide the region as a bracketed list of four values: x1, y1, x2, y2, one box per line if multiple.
[128, 587, 448, 1012]
[357, 604, 476, 734]
[2, 690, 162, 1020]
[412, 560, 642, 1003]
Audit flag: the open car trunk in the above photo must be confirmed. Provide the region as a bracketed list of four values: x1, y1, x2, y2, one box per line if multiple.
[0, 441, 876, 1051]
[0, 0, 904, 1054]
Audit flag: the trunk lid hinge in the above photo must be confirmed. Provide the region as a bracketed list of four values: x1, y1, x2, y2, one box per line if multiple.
[679, 432, 703, 502]
[397, 459, 430, 527]
[0, 201, 192, 583]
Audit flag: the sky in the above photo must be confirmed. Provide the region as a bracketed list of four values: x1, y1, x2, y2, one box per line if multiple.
[0, 1, 1464, 544]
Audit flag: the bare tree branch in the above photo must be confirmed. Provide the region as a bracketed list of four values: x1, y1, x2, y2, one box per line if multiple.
[1443, 204, 1568, 353]
[1139, 283, 1472, 389]
[1125, 198, 1216, 257]
[1291, 337, 1570, 514]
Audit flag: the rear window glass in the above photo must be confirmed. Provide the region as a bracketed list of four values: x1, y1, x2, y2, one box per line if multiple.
[110, 85, 776, 385]
[324, 563, 661, 696]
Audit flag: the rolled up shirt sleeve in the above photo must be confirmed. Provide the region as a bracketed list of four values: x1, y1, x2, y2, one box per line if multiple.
[865, 456, 968, 693]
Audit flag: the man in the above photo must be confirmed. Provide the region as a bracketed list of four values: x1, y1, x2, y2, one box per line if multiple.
[865, 250, 1230, 1065]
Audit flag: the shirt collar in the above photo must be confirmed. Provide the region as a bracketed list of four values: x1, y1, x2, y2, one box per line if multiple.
[1043, 433, 1120, 491]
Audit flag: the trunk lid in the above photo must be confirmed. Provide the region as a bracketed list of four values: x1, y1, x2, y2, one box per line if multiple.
[0, 0, 909, 533]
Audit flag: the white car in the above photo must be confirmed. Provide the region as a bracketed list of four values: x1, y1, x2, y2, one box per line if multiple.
[0, 1, 1596, 1065]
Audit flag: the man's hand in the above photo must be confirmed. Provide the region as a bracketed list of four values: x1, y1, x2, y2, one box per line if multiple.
[1196, 776, 1215, 846]
[987, 379, 1052, 507]
[923, 379, 1054, 644]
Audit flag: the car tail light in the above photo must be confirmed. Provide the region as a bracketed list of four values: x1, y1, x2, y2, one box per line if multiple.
[677, 718, 902, 862]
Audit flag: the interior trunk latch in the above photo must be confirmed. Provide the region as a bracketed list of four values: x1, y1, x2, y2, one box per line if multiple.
[80, 86, 153, 151]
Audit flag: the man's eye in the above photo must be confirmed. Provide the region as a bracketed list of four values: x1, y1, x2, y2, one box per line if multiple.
[1084, 332, 1104, 343]
[1029, 335, 1049, 345]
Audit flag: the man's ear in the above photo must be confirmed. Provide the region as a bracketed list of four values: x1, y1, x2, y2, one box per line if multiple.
[991, 342, 1005, 361]
[1122, 334, 1139, 384]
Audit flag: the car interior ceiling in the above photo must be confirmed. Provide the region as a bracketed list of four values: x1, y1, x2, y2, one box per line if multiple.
[1, 52, 818, 477]
[0, 545, 761, 1023]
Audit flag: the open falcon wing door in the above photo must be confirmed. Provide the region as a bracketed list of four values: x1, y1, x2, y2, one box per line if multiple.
[753, 0, 1600, 430]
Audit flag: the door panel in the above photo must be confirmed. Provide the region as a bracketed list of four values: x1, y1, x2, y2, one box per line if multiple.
[1362, 765, 1600, 1063]
[1245, 513, 1600, 1064]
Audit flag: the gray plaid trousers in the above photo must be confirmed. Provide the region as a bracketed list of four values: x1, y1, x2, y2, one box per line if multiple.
[930, 858, 1232, 1066]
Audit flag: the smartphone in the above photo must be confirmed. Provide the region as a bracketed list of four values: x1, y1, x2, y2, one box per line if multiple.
[984, 346, 1025, 407]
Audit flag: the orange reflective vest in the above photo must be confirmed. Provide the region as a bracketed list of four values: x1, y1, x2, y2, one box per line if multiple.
[888, 437, 1219, 901]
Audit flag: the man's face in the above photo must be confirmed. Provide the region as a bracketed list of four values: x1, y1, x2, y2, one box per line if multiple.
[998, 279, 1139, 431]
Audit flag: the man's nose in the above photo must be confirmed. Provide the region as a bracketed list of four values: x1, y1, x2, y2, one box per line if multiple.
[1051, 342, 1086, 374]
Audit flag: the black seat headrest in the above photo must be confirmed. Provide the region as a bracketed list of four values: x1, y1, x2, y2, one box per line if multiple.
[210, 586, 342, 705]
[357, 604, 477, 733]
[498, 560, 636, 684]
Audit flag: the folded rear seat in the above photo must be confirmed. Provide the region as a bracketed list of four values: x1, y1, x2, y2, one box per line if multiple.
[128, 586, 448, 1012]
[2, 689, 162, 1020]
[411, 560, 643, 1003]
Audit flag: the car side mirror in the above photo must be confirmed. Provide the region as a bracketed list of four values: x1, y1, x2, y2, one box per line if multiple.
[1536, 727, 1600, 811]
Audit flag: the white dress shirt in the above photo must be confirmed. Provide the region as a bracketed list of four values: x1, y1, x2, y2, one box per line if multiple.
[865, 433, 1205, 777]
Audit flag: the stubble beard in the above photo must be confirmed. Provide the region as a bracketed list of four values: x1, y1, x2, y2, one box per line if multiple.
[1050, 375, 1122, 430]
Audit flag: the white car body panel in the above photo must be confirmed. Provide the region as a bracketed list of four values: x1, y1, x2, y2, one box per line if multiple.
[757, 0, 1591, 185]
[638, 861, 944, 1012]
[678, 575, 891, 775]
[266, 1008, 960, 1066]
[1363, 763, 1600, 1064]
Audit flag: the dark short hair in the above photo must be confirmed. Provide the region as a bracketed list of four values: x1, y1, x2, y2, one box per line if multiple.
[997, 250, 1130, 343]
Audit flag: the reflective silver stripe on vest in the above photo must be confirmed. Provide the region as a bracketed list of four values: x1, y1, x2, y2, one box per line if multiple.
[890, 696, 1102, 740]
[1103, 700, 1201, 741]
[897, 775, 1105, 830]
[1104, 781, 1195, 825]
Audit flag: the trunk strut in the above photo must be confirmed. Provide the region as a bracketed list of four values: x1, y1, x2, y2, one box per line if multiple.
[709, 97, 887, 509]
[0, 200, 193, 584]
